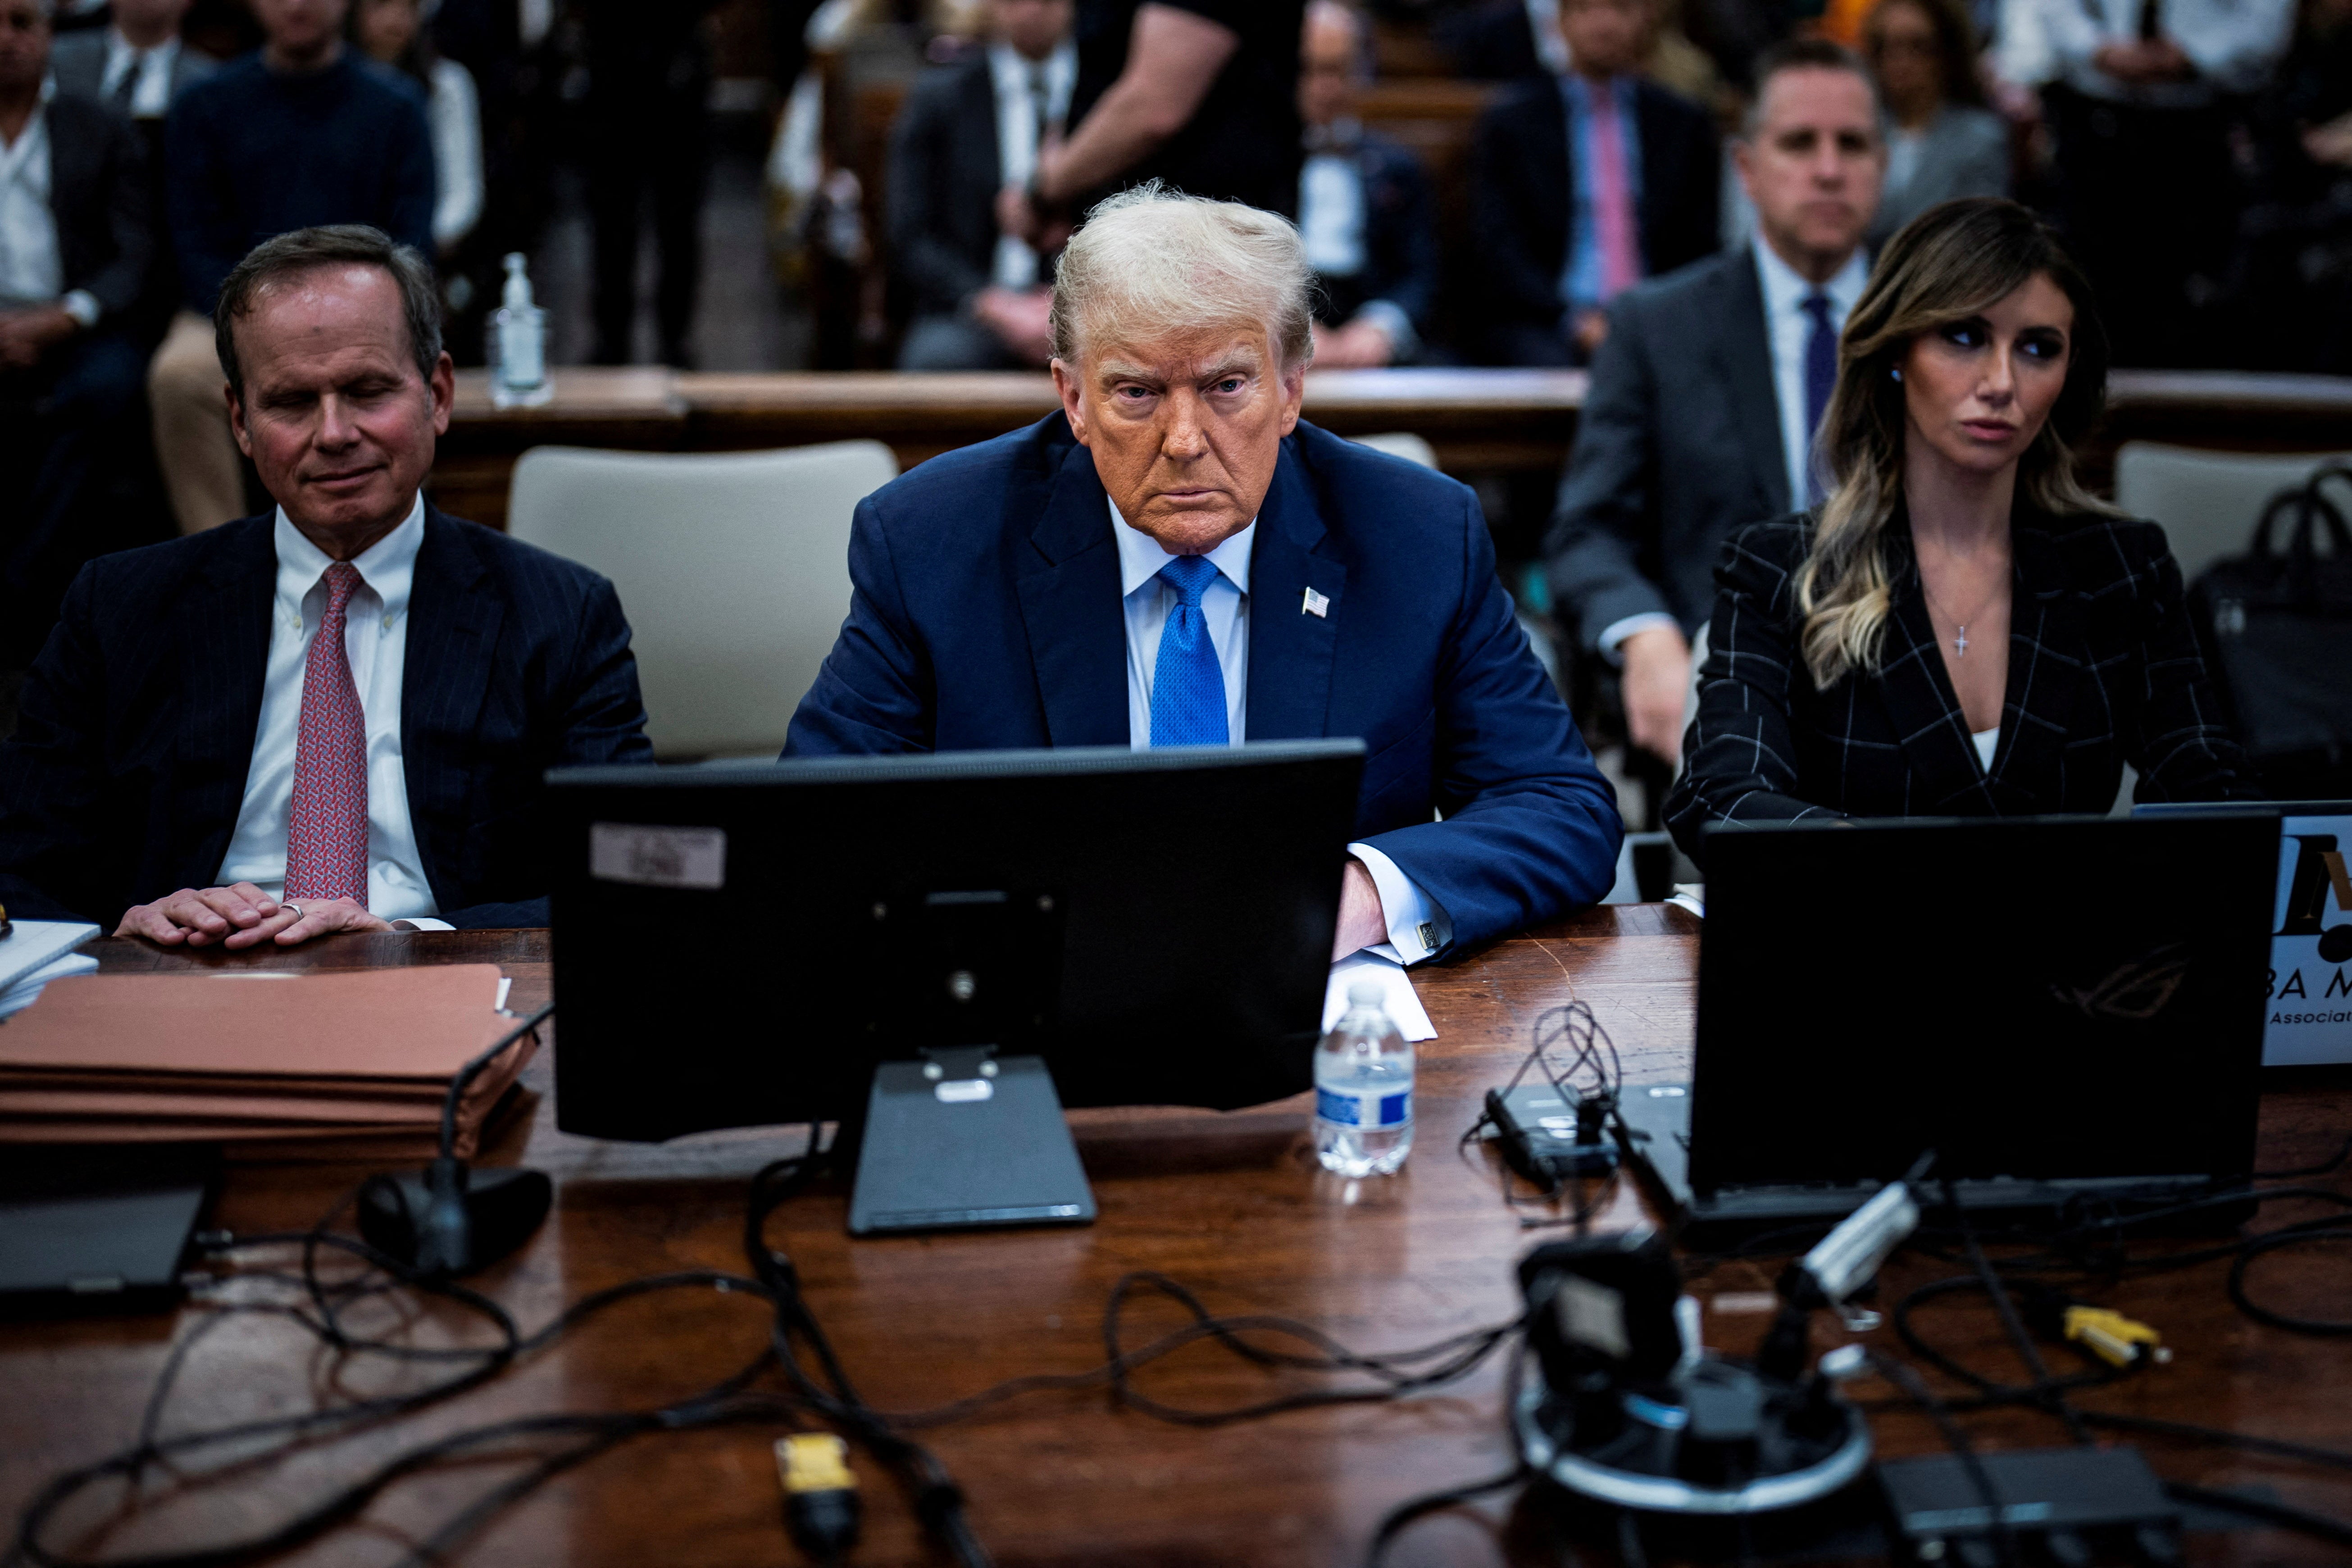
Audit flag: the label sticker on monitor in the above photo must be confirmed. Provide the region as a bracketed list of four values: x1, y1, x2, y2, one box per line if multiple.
[589, 823, 727, 890]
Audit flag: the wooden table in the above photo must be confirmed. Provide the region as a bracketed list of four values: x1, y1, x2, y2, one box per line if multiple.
[5, 913, 2348, 1565]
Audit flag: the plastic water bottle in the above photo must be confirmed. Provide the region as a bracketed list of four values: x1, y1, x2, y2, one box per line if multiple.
[489, 253, 550, 409]
[1314, 981, 1414, 1176]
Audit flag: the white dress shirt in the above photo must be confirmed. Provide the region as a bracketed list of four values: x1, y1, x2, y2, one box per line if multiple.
[2041, 0, 2294, 102]
[987, 40, 1076, 293]
[1754, 239, 1870, 516]
[0, 81, 99, 327]
[1299, 142, 1365, 277]
[98, 30, 184, 118]
[425, 58, 484, 251]
[217, 500, 452, 928]
[1109, 500, 1448, 963]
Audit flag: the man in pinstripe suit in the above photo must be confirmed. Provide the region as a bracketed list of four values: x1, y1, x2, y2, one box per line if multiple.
[0, 225, 654, 943]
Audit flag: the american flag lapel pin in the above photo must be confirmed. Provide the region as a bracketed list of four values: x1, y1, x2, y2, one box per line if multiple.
[1302, 587, 1329, 618]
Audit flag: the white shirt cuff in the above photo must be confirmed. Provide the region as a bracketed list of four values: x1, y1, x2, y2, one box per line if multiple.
[1596, 610, 1679, 666]
[1347, 842, 1451, 964]
[60, 291, 100, 329]
[391, 917, 455, 932]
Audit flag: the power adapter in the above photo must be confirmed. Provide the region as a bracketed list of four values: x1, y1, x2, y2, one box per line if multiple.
[1487, 1084, 1617, 1193]
[1878, 1445, 2182, 1567]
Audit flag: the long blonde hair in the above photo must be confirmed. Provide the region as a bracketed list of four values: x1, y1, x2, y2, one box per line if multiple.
[1795, 199, 2116, 688]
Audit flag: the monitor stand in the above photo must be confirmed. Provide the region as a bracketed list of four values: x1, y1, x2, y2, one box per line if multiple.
[845, 1045, 1096, 1236]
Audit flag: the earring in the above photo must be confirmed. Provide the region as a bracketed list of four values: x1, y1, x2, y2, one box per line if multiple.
[1890, 367, 1903, 382]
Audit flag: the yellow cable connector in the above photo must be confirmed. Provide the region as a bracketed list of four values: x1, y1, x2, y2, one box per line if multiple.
[2063, 1305, 2168, 1368]
[778, 1433, 855, 1494]
[777, 1433, 860, 1564]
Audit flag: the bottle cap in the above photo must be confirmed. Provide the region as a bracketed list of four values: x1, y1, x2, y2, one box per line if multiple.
[501, 252, 533, 311]
[1347, 980, 1385, 1007]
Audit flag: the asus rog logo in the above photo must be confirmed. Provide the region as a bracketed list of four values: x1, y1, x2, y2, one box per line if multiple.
[2049, 944, 2194, 1021]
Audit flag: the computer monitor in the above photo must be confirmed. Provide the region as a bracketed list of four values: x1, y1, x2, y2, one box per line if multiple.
[543, 741, 1366, 1144]
[1687, 813, 2276, 1198]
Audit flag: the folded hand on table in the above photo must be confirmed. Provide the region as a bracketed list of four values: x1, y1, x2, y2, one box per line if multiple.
[116, 884, 394, 948]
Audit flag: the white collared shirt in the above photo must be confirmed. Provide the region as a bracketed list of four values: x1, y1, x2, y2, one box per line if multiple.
[216, 498, 451, 927]
[2043, 0, 2293, 102]
[987, 39, 1076, 293]
[1754, 239, 1870, 514]
[1108, 499, 1447, 963]
[0, 79, 97, 326]
[99, 30, 184, 118]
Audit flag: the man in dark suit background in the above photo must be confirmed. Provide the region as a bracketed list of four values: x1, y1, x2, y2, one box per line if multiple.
[1469, 0, 1718, 366]
[148, 0, 434, 536]
[1297, 0, 1438, 369]
[1543, 38, 1883, 771]
[887, 0, 1073, 371]
[0, 0, 154, 663]
[0, 225, 654, 943]
[50, 0, 216, 350]
[790, 187, 1622, 961]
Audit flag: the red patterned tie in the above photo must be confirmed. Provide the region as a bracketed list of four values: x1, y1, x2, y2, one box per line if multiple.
[284, 561, 370, 907]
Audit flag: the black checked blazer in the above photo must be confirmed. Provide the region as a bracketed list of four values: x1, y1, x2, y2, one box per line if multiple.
[1663, 507, 2260, 867]
[0, 505, 654, 929]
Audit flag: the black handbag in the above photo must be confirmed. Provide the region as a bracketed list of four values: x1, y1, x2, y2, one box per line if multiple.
[2187, 463, 2352, 797]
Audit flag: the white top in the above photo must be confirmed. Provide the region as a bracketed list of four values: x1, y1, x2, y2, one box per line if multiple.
[1972, 725, 1999, 772]
[1754, 239, 1871, 514]
[425, 57, 483, 251]
[987, 40, 1076, 293]
[0, 80, 99, 327]
[216, 499, 451, 927]
[98, 30, 186, 118]
[2040, 0, 2293, 101]
[1107, 499, 1446, 963]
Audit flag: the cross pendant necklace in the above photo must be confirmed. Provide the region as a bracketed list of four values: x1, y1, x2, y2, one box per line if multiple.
[1921, 569, 2005, 661]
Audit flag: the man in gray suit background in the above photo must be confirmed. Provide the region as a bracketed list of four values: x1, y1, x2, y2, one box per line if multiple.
[1542, 38, 1886, 773]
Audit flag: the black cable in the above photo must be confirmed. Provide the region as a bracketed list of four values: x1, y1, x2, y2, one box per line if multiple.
[1866, 1348, 2019, 1568]
[2253, 1132, 2352, 1182]
[1941, 1180, 2093, 1447]
[2226, 1226, 2352, 1335]
[1360, 1465, 1525, 1568]
[2165, 1481, 2352, 1547]
[439, 1003, 553, 1158]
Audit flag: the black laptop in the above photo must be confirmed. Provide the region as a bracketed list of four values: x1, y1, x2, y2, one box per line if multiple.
[1617, 814, 2277, 1243]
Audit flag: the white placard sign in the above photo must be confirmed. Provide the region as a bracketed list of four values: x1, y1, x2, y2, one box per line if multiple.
[2264, 813, 2352, 1065]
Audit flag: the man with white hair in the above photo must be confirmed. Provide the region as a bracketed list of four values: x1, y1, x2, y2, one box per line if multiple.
[788, 186, 1623, 963]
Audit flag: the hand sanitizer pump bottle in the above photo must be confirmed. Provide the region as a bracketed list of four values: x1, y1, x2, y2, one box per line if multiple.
[490, 253, 550, 408]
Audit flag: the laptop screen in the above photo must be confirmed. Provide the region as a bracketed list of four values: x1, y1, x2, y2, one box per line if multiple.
[1688, 814, 2276, 1196]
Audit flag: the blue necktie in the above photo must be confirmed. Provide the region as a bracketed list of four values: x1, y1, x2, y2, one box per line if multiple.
[1802, 291, 1838, 507]
[1150, 555, 1228, 747]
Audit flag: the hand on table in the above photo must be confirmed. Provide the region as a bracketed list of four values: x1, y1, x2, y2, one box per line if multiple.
[1312, 317, 1397, 369]
[2093, 37, 2193, 85]
[974, 286, 1055, 365]
[1333, 857, 1389, 960]
[116, 884, 394, 948]
[0, 304, 77, 370]
[1571, 307, 1611, 359]
[1619, 623, 1693, 767]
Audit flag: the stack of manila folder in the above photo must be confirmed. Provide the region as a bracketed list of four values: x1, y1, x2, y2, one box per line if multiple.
[0, 966, 536, 1161]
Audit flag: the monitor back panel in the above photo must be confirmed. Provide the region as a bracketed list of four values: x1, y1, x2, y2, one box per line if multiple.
[1688, 815, 2276, 1198]
[546, 743, 1364, 1141]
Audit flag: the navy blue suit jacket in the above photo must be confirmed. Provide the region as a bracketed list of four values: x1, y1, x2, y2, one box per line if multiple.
[785, 415, 1624, 956]
[0, 505, 655, 929]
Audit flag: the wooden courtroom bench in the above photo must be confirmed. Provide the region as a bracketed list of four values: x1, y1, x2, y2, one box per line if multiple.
[427, 366, 2352, 531]
[3, 914, 2343, 1564]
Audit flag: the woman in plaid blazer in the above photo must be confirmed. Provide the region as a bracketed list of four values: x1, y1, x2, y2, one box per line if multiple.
[1665, 200, 2257, 865]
